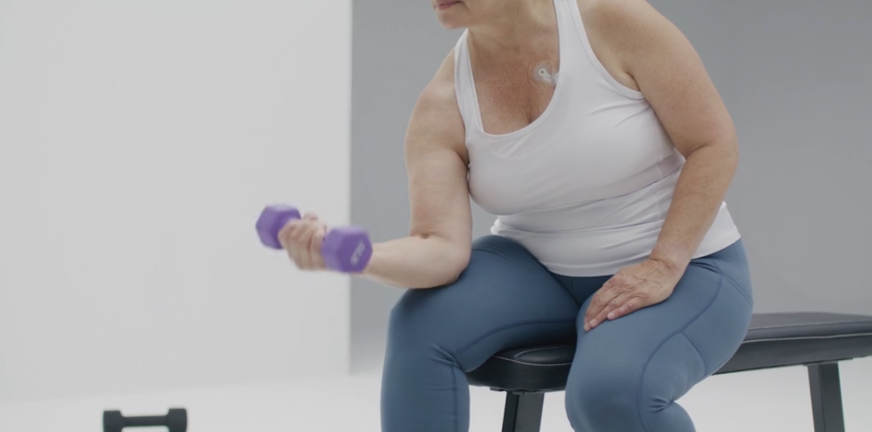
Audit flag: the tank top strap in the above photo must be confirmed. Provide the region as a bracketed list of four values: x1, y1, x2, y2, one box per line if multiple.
[452, 30, 481, 142]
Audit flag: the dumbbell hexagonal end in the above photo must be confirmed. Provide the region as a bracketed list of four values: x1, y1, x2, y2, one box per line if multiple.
[322, 227, 373, 273]
[256, 205, 302, 249]
[167, 408, 188, 432]
[103, 410, 124, 432]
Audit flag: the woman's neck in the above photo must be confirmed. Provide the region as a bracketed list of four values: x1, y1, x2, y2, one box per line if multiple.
[466, 0, 556, 55]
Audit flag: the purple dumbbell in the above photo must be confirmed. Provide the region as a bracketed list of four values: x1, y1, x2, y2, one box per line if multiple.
[256, 204, 373, 273]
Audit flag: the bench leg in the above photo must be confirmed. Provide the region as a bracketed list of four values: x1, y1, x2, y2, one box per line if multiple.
[807, 363, 846, 432]
[502, 392, 544, 432]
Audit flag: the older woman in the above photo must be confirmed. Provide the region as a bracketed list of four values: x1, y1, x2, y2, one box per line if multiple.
[280, 0, 754, 430]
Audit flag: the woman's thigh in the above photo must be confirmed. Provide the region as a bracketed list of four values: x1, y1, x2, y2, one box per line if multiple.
[570, 240, 753, 375]
[384, 235, 581, 372]
[563, 240, 754, 430]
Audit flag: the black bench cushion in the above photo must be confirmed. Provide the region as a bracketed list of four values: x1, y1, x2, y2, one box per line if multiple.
[467, 312, 872, 393]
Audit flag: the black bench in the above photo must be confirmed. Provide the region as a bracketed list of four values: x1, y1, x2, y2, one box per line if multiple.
[468, 312, 872, 432]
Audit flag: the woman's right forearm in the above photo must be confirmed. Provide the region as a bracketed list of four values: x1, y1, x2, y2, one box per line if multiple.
[360, 236, 470, 289]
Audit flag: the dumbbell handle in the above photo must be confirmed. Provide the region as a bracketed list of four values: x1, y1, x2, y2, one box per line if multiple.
[125, 415, 169, 427]
[104, 408, 186, 432]
[270, 212, 302, 249]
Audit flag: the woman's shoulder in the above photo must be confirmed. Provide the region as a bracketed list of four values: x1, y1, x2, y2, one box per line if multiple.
[576, 0, 679, 53]
[575, 0, 669, 92]
[425, 49, 458, 107]
[416, 48, 465, 132]
[405, 49, 468, 160]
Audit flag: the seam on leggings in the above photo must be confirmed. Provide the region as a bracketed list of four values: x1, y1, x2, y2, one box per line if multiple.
[435, 345, 461, 432]
[548, 272, 583, 308]
[712, 260, 753, 306]
[637, 270, 724, 432]
[679, 331, 708, 373]
[455, 319, 577, 355]
[452, 364, 458, 432]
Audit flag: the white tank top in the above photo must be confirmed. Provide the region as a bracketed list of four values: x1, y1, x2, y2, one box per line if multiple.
[453, 0, 741, 276]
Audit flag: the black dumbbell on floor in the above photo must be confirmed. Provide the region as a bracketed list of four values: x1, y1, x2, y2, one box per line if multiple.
[103, 408, 187, 432]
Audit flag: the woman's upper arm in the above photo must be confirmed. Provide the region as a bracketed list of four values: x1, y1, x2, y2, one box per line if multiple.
[404, 53, 473, 257]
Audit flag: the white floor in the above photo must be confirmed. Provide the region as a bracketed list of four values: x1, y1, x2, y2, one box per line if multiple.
[2, 357, 870, 432]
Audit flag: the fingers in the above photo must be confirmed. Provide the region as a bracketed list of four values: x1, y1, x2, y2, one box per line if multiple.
[309, 226, 327, 270]
[584, 275, 625, 331]
[584, 273, 647, 331]
[588, 291, 641, 331]
[584, 294, 619, 332]
[295, 214, 320, 269]
[277, 213, 327, 271]
[278, 219, 306, 264]
[583, 259, 682, 331]
[606, 296, 643, 321]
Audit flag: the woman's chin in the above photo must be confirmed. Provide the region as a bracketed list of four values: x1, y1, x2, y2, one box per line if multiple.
[435, 11, 467, 30]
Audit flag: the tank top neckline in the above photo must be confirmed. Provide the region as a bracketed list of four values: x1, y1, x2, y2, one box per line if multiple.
[461, 0, 567, 141]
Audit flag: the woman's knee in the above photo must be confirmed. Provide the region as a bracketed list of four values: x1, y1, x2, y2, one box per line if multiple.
[565, 364, 646, 430]
[566, 332, 707, 430]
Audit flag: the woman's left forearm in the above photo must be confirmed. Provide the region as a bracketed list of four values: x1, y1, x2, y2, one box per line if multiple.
[649, 141, 739, 273]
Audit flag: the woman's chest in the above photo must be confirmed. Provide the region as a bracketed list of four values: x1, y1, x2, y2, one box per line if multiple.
[466, 107, 675, 215]
[474, 67, 558, 136]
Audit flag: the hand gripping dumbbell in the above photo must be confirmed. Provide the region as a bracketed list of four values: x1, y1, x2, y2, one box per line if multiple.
[103, 408, 187, 432]
[256, 204, 373, 273]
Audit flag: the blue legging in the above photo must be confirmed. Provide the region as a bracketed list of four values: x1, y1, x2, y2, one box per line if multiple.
[381, 235, 754, 432]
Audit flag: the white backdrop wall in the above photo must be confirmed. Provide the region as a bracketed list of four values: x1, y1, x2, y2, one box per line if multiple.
[0, 0, 352, 401]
